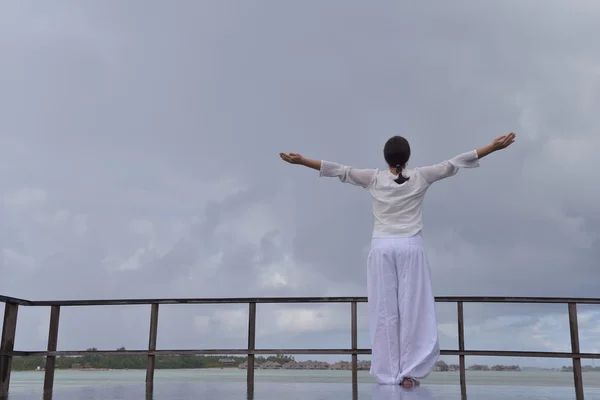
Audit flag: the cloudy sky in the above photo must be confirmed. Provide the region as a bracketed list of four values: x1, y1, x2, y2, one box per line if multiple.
[1, 0, 599, 373]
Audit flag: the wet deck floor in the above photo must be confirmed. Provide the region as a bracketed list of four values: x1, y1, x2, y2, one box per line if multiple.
[2, 382, 592, 400]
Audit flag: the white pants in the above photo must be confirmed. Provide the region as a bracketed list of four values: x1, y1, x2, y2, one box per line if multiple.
[367, 234, 440, 385]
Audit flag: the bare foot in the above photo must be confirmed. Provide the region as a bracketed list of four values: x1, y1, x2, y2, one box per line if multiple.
[401, 378, 420, 388]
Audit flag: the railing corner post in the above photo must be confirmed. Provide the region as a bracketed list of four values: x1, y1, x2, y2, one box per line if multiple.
[0, 302, 19, 395]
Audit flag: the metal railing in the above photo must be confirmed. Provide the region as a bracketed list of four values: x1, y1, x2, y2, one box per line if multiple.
[1, 295, 600, 400]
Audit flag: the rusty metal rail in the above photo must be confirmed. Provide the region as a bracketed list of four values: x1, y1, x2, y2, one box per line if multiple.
[1, 295, 599, 400]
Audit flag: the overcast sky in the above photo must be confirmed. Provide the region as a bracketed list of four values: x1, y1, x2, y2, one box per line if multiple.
[1, 0, 599, 372]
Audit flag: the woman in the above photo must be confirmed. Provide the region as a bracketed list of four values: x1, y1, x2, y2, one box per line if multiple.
[279, 133, 516, 387]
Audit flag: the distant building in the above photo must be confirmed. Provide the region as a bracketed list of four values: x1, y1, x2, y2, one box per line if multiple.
[357, 360, 371, 371]
[281, 361, 302, 369]
[260, 361, 282, 370]
[434, 361, 448, 372]
[330, 362, 351, 370]
[238, 361, 259, 369]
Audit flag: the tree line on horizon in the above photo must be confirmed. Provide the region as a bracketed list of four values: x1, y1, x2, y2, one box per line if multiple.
[561, 365, 600, 372]
[10, 347, 296, 371]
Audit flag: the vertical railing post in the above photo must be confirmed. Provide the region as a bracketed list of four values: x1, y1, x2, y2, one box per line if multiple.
[568, 303, 584, 400]
[145, 303, 159, 396]
[247, 302, 257, 393]
[350, 301, 358, 387]
[0, 302, 19, 396]
[43, 306, 61, 396]
[457, 301, 467, 400]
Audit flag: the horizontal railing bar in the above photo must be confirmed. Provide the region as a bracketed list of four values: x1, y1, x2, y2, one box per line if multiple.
[0, 295, 31, 306]
[13, 296, 600, 307]
[441, 350, 600, 359]
[9, 349, 372, 356]
[27, 297, 367, 306]
[5, 349, 600, 359]
[435, 297, 600, 305]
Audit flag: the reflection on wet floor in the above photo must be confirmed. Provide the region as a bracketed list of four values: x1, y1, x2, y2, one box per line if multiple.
[4, 382, 593, 400]
[371, 385, 439, 400]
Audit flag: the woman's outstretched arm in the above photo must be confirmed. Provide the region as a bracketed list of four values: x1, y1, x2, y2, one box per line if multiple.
[280, 152, 377, 189]
[417, 132, 516, 184]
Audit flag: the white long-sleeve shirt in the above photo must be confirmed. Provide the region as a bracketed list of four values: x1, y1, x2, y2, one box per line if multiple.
[319, 150, 480, 237]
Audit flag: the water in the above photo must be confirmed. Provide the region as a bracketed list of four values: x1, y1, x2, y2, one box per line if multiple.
[5, 369, 600, 399]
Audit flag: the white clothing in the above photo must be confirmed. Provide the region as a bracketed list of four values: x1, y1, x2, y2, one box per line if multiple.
[318, 150, 481, 384]
[319, 150, 480, 237]
[368, 235, 439, 384]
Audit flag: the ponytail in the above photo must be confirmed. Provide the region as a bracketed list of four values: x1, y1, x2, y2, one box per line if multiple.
[393, 164, 409, 185]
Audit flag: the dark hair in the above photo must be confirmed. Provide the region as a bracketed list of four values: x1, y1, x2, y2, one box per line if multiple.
[383, 135, 411, 184]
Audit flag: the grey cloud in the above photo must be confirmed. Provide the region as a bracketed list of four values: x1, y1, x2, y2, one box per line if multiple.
[2, 0, 600, 367]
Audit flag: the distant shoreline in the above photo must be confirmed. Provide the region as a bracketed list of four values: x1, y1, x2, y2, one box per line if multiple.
[28, 367, 600, 373]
